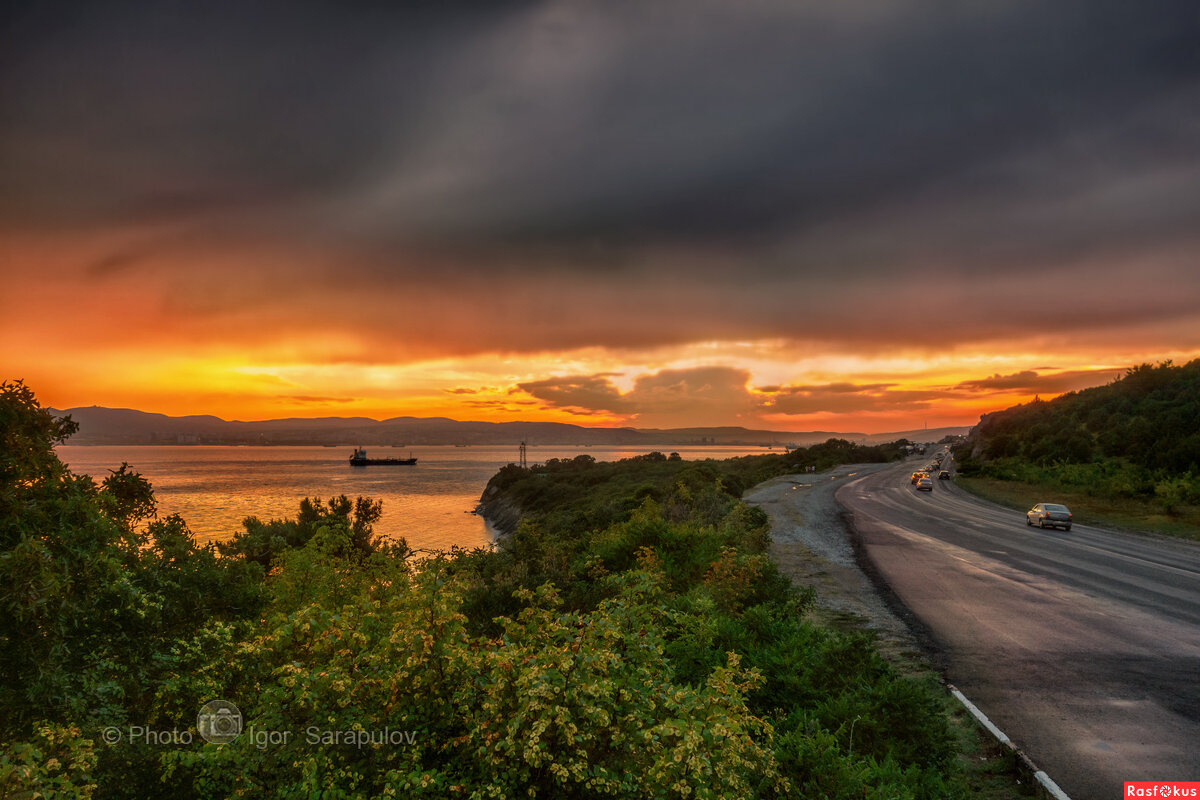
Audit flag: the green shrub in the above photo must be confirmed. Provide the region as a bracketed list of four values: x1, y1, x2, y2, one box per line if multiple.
[2, 379, 965, 798]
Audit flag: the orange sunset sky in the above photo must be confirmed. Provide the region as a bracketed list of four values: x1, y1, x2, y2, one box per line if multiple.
[4, 2, 1200, 434]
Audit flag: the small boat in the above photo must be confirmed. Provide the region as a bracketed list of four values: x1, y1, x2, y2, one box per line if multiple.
[349, 447, 416, 466]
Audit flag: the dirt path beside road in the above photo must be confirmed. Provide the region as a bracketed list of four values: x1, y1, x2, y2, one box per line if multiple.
[744, 463, 923, 665]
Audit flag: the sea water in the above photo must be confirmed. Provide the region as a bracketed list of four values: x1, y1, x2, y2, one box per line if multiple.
[56, 444, 772, 552]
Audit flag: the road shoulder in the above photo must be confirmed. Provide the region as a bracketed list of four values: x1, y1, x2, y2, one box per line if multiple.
[745, 463, 929, 670]
[746, 463, 1038, 799]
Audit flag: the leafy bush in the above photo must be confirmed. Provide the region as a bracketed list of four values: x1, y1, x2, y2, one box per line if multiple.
[1, 379, 965, 798]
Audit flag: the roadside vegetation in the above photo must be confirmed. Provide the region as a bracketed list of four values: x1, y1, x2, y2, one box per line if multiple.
[481, 437, 909, 537]
[4, 379, 1008, 798]
[953, 360, 1200, 539]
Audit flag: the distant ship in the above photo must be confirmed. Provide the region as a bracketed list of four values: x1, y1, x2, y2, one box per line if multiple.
[349, 447, 417, 466]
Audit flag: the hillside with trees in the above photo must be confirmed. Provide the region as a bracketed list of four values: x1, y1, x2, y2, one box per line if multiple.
[954, 360, 1200, 534]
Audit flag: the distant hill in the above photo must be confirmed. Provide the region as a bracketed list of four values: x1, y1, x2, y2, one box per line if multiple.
[961, 359, 1200, 472]
[859, 426, 970, 445]
[48, 405, 971, 448]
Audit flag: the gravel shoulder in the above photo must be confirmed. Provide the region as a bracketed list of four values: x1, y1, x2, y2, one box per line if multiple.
[744, 463, 925, 667]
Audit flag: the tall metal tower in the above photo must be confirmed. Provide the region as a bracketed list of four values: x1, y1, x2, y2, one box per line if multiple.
[519, 441, 527, 469]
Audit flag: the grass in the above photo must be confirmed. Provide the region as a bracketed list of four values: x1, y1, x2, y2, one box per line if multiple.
[957, 475, 1200, 541]
[826, 603, 1037, 798]
[947, 700, 1041, 800]
[814, 606, 1035, 797]
[793, 599, 1035, 799]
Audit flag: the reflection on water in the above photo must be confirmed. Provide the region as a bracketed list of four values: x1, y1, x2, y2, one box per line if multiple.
[55, 444, 772, 552]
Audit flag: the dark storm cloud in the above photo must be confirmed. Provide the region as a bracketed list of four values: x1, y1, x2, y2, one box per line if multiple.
[518, 374, 629, 415]
[4, 0, 1200, 354]
[766, 382, 952, 416]
[519, 367, 758, 426]
[958, 370, 1041, 391]
[518, 369, 1049, 423]
[956, 368, 1120, 394]
[1, 2, 462, 224]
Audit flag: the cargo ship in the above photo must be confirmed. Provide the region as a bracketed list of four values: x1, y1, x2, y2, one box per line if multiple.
[348, 447, 417, 466]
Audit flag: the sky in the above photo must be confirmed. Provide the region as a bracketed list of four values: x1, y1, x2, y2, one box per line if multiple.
[3, 1, 1200, 433]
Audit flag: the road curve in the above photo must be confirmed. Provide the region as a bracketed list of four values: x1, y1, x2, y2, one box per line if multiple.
[837, 456, 1200, 800]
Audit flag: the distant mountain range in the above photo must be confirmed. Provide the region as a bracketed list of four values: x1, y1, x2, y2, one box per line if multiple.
[49, 405, 971, 448]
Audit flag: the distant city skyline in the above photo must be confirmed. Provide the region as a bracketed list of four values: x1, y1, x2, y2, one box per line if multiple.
[3, 2, 1199, 433]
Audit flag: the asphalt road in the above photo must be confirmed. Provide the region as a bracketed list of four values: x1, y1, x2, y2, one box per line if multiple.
[836, 454, 1200, 800]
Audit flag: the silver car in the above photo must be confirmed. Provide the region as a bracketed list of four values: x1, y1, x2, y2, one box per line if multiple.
[1026, 503, 1072, 530]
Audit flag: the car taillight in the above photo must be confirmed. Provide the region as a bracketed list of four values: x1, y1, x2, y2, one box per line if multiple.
[1042, 512, 1049, 518]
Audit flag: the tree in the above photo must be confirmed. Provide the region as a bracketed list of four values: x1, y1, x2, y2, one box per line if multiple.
[220, 494, 389, 569]
[100, 463, 157, 533]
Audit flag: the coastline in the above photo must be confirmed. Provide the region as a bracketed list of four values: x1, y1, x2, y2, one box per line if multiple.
[476, 481, 523, 537]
